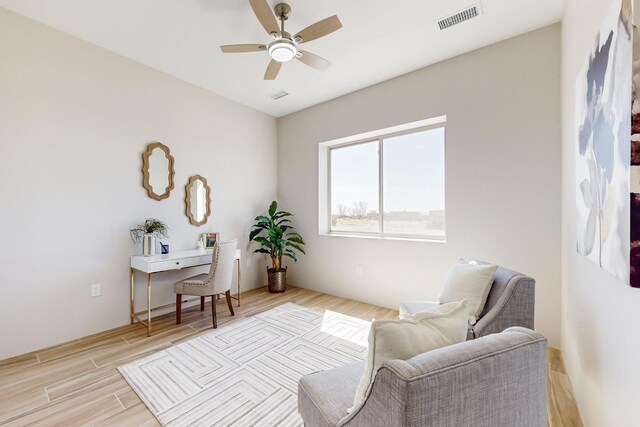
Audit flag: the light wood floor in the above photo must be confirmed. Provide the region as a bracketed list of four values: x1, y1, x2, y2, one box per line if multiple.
[0, 286, 582, 426]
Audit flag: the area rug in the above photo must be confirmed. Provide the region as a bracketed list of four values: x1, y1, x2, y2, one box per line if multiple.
[118, 303, 370, 426]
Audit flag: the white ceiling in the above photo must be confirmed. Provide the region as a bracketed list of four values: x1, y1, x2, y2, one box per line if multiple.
[0, 0, 565, 117]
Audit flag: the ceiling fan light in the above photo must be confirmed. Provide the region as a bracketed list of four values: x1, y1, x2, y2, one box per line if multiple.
[268, 41, 297, 62]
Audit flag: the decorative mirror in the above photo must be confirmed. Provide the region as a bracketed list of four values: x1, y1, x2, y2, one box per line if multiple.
[185, 175, 211, 226]
[142, 142, 175, 201]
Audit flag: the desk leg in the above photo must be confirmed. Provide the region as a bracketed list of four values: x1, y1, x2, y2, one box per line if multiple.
[130, 269, 135, 324]
[237, 258, 241, 307]
[147, 273, 152, 337]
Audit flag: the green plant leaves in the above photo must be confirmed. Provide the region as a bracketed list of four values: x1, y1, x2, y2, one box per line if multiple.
[268, 201, 278, 217]
[253, 236, 271, 247]
[254, 215, 271, 225]
[284, 249, 298, 262]
[249, 228, 263, 241]
[286, 241, 306, 254]
[273, 211, 292, 220]
[286, 234, 305, 244]
[249, 201, 305, 268]
[275, 218, 291, 226]
[130, 218, 169, 243]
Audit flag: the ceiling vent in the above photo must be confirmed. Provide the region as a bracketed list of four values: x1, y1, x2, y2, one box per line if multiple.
[269, 90, 290, 100]
[436, 3, 483, 30]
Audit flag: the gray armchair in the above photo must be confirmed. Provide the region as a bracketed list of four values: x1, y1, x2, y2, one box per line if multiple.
[298, 327, 547, 427]
[174, 239, 237, 329]
[400, 264, 535, 340]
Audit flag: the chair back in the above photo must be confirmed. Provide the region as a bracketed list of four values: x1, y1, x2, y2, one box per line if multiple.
[480, 265, 531, 317]
[205, 239, 237, 295]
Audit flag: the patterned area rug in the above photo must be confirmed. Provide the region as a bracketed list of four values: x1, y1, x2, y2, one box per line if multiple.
[118, 303, 370, 426]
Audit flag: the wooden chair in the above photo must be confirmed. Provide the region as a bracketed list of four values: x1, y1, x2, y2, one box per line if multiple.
[174, 239, 237, 328]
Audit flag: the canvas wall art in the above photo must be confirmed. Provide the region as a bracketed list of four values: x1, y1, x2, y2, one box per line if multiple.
[576, 0, 633, 285]
[630, 0, 640, 287]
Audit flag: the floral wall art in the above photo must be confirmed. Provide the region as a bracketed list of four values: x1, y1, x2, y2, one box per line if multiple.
[576, 0, 634, 286]
[631, 0, 640, 287]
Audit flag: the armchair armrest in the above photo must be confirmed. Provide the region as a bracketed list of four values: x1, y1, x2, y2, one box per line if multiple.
[340, 328, 547, 427]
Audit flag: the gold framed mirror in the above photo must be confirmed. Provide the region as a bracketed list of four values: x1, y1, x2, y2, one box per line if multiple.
[142, 142, 175, 201]
[185, 175, 211, 226]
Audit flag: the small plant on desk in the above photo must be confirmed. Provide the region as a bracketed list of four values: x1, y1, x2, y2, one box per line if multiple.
[130, 218, 169, 257]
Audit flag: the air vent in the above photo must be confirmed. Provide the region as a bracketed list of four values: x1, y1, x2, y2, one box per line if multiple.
[269, 90, 290, 100]
[437, 3, 482, 30]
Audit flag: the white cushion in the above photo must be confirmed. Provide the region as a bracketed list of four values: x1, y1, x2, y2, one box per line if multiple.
[352, 300, 469, 409]
[398, 300, 440, 320]
[438, 260, 497, 325]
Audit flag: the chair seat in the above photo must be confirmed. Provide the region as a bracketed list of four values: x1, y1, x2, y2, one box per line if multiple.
[298, 362, 364, 427]
[174, 273, 211, 296]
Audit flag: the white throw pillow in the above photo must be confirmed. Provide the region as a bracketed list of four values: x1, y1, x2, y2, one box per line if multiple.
[398, 301, 440, 320]
[438, 260, 497, 325]
[352, 300, 469, 409]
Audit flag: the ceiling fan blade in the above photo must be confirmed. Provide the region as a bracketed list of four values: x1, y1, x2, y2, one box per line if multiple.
[250, 0, 280, 35]
[294, 15, 342, 44]
[220, 44, 266, 53]
[264, 59, 282, 80]
[297, 50, 331, 71]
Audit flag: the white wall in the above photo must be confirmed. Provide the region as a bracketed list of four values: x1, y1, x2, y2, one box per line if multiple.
[561, 0, 640, 425]
[0, 8, 277, 360]
[278, 25, 562, 346]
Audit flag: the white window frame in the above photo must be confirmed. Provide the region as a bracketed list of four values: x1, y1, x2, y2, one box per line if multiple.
[319, 116, 447, 242]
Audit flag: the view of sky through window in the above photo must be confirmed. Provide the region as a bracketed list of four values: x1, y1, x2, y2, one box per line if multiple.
[330, 140, 379, 232]
[329, 126, 445, 238]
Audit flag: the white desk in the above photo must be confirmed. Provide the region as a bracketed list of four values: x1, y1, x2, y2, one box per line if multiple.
[130, 248, 241, 336]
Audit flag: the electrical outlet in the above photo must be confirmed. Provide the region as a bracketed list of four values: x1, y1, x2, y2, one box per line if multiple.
[90, 283, 101, 297]
[355, 266, 363, 276]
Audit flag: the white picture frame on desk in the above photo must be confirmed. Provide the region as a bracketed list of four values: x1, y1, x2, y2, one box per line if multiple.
[202, 232, 220, 249]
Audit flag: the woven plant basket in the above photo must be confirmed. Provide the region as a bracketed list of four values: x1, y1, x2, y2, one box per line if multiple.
[267, 267, 287, 293]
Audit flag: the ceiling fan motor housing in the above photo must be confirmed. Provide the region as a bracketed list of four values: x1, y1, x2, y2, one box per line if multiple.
[268, 38, 297, 62]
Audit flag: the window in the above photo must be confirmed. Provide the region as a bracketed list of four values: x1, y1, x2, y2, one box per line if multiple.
[330, 141, 379, 233]
[326, 123, 445, 240]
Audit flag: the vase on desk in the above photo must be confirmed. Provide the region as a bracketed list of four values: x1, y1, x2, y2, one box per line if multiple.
[142, 234, 156, 257]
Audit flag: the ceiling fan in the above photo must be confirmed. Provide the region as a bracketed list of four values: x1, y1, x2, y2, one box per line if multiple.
[220, 0, 342, 80]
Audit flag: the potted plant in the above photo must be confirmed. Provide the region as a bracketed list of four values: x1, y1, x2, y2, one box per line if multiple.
[250, 201, 305, 293]
[130, 218, 169, 257]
